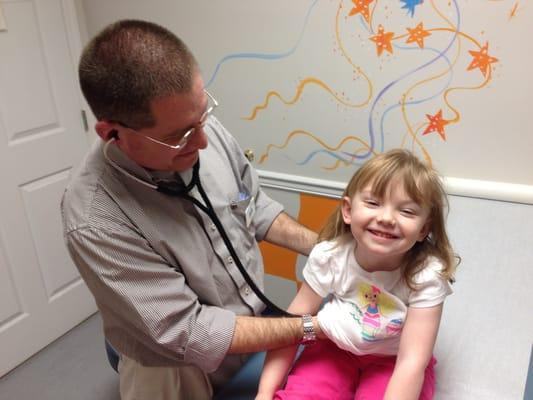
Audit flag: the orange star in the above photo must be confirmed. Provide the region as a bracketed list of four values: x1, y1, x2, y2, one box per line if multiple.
[467, 42, 498, 77]
[422, 110, 449, 140]
[348, 0, 374, 23]
[370, 25, 395, 57]
[406, 22, 431, 48]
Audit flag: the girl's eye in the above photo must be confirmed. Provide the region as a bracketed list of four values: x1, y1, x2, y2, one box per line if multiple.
[401, 209, 416, 216]
[365, 199, 379, 206]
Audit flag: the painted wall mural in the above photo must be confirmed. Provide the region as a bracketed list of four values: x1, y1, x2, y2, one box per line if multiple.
[200, 0, 531, 186]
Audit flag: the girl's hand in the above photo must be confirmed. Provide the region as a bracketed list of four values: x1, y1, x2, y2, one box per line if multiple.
[256, 282, 323, 400]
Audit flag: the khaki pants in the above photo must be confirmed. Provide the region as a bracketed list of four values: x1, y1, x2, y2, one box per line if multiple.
[118, 354, 213, 400]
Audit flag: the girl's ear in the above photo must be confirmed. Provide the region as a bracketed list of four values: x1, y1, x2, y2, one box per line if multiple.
[95, 121, 119, 142]
[341, 196, 353, 225]
[417, 219, 431, 242]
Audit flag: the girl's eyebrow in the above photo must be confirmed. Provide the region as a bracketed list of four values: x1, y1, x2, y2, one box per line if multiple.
[397, 198, 423, 208]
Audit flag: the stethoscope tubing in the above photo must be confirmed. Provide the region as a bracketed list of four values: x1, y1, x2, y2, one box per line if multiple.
[104, 139, 295, 317]
[158, 162, 295, 317]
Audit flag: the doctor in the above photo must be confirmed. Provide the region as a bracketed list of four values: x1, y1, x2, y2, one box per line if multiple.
[62, 19, 319, 400]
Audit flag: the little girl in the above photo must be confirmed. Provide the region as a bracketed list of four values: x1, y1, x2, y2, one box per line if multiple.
[256, 149, 457, 400]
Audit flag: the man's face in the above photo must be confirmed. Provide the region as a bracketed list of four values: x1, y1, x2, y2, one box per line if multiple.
[117, 72, 209, 172]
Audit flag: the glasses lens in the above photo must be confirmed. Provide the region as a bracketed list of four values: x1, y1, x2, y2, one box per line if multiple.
[170, 92, 217, 149]
[177, 128, 193, 148]
[199, 100, 216, 128]
[199, 110, 210, 127]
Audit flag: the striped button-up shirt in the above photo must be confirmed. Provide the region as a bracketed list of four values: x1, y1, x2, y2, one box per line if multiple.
[61, 116, 283, 387]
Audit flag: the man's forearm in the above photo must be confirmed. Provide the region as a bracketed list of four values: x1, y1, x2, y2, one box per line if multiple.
[227, 316, 301, 354]
[227, 315, 321, 354]
[264, 212, 317, 256]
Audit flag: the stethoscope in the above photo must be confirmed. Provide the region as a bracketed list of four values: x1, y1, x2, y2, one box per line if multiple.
[103, 139, 293, 317]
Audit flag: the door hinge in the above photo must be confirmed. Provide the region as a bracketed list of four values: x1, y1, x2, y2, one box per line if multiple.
[81, 109, 89, 132]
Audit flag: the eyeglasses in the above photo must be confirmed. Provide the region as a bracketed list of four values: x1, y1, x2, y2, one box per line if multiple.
[119, 90, 218, 151]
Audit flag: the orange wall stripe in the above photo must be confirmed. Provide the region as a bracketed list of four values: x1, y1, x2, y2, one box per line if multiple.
[259, 241, 298, 280]
[298, 193, 339, 233]
[261, 193, 340, 281]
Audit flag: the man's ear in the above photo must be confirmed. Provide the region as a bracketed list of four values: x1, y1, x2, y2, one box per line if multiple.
[341, 196, 352, 225]
[95, 121, 119, 142]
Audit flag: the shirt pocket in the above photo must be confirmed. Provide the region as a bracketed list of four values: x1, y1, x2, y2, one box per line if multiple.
[227, 191, 256, 249]
[230, 192, 253, 227]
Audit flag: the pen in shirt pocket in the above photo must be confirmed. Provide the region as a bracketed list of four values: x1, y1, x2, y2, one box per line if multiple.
[230, 191, 250, 209]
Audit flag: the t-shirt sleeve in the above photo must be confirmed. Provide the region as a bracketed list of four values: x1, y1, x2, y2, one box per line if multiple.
[408, 258, 453, 308]
[302, 242, 336, 298]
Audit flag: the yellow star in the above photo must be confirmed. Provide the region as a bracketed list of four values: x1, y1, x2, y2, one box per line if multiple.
[406, 22, 431, 48]
[370, 25, 395, 57]
[348, 0, 374, 23]
[422, 110, 449, 141]
[467, 42, 498, 77]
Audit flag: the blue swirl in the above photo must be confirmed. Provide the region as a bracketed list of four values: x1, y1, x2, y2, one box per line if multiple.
[297, 148, 365, 167]
[205, 0, 319, 88]
[379, 45, 454, 152]
[353, 0, 461, 159]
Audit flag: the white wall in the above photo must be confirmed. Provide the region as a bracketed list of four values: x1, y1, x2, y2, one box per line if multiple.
[436, 195, 532, 399]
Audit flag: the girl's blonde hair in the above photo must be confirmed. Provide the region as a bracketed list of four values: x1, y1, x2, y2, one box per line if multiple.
[318, 149, 458, 288]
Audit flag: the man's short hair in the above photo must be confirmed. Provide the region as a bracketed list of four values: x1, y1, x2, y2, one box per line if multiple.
[79, 19, 198, 128]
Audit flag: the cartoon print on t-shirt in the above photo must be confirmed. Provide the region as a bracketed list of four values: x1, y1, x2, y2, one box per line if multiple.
[385, 319, 403, 336]
[362, 285, 382, 341]
[348, 283, 403, 341]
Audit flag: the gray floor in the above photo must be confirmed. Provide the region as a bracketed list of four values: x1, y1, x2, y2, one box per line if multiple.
[0, 313, 119, 400]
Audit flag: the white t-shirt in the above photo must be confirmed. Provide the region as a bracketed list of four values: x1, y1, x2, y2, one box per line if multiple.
[304, 239, 452, 356]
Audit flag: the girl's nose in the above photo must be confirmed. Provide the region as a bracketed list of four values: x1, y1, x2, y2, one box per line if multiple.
[377, 208, 395, 226]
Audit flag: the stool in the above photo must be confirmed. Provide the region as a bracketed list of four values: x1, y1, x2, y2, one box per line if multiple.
[105, 339, 119, 372]
[214, 351, 266, 399]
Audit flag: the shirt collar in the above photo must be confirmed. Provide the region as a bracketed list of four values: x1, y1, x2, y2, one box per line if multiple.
[102, 140, 185, 186]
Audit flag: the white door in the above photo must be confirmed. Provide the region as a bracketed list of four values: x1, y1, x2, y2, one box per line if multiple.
[0, 0, 96, 376]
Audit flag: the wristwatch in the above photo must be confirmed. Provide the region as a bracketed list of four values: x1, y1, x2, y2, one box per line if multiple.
[300, 314, 317, 345]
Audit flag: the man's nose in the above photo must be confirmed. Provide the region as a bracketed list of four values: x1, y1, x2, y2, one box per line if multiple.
[189, 126, 208, 150]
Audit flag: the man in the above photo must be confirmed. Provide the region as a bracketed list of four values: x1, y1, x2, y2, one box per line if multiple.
[62, 19, 319, 399]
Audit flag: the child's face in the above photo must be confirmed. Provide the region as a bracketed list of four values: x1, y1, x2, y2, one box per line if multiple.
[341, 181, 430, 271]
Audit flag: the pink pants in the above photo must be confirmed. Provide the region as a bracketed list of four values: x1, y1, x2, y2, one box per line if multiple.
[274, 340, 436, 400]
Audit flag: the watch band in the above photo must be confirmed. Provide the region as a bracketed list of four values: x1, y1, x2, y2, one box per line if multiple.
[300, 314, 317, 345]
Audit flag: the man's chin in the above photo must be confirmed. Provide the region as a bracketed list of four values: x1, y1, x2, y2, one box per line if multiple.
[171, 150, 199, 172]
